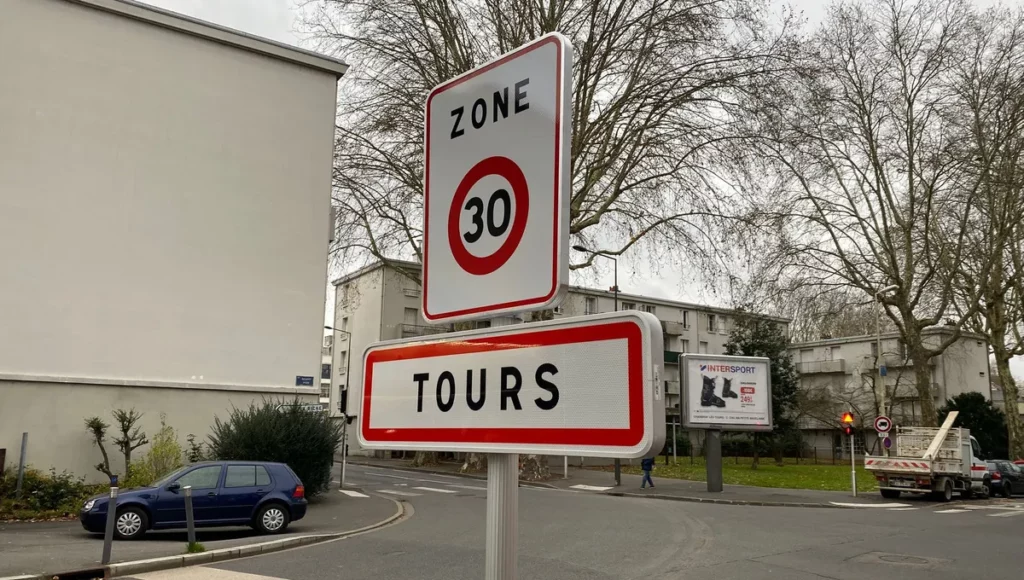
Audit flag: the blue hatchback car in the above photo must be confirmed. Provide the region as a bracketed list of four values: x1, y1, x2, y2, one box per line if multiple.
[80, 461, 307, 540]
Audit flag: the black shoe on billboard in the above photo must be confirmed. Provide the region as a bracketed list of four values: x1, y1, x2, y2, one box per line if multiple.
[722, 378, 738, 399]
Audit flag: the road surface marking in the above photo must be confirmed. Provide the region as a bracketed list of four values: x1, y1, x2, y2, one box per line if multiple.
[987, 510, 1024, 517]
[363, 471, 461, 485]
[570, 484, 614, 491]
[413, 486, 459, 494]
[935, 509, 970, 514]
[829, 502, 910, 508]
[377, 489, 422, 497]
[131, 568, 283, 579]
[887, 507, 918, 511]
[363, 468, 459, 480]
[339, 490, 369, 498]
[448, 484, 488, 491]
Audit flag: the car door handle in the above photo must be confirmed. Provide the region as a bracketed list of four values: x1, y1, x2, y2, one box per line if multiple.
[207, 492, 217, 497]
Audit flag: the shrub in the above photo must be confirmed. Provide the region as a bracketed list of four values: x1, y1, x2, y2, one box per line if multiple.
[123, 417, 184, 488]
[0, 467, 102, 519]
[186, 433, 211, 463]
[208, 399, 341, 497]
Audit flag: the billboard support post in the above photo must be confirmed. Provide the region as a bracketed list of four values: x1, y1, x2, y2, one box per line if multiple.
[706, 429, 723, 492]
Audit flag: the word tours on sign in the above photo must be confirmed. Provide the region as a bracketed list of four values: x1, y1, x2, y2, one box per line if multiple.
[413, 363, 559, 413]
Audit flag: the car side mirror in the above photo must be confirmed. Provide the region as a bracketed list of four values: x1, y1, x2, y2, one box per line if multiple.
[167, 482, 181, 493]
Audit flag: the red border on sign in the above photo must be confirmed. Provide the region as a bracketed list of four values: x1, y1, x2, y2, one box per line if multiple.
[422, 34, 565, 321]
[361, 320, 644, 447]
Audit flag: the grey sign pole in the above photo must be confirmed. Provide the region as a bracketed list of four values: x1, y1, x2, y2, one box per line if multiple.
[15, 432, 27, 499]
[340, 416, 348, 490]
[485, 453, 518, 580]
[706, 429, 723, 493]
[672, 422, 677, 464]
[184, 486, 197, 544]
[101, 486, 119, 564]
[850, 433, 857, 497]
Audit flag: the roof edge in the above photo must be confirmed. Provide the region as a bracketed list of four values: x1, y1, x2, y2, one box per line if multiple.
[790, 328, 988, 348]
[65, 0, 349, 77]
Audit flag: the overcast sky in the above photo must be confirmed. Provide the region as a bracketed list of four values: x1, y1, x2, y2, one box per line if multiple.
[140, 0, 1022, 380]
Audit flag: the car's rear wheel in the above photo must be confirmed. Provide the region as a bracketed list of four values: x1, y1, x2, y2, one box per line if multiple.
[254, 503, 290, 535]
[114, 506, 148, 540]
[1003, 483, 1013, 498]
[880, 489, 901, 499]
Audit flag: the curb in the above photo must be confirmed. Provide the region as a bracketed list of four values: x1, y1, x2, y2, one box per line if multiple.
[602, 491, 844, 508]
[347, 460, 558, 489]
[1, 498, 407, 580]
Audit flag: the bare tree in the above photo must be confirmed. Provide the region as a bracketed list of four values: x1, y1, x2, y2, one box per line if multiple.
[950, 6, 1024, 458]
[751, 0, 985, 426]
[301, 0, 798, 279]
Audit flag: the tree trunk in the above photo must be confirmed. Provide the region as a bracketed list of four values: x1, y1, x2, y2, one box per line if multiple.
[461, 453, 487, 472]
[908, 344, 938, 427]
[994, 348, 1024, 459]
[519, 455, 550, 481]
[411, 451, 438, 467]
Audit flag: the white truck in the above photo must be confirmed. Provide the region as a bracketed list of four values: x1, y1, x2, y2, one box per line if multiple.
[864, 411, 989, 502]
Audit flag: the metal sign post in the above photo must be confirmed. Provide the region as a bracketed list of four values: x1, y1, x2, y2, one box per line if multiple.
[101, 485, 118, 565]
[184, 485, 197, 545]
[850, 431, 857, 497]
[485, 453, 518, 580]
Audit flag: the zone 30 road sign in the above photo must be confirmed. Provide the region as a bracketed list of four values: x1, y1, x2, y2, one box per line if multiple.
[422, 32, 572, 323]
[357, 311, 666, 457]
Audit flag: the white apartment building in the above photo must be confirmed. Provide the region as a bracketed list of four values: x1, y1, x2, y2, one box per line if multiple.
[329, 260, 789, 455]
[790, 329, 991, 454]
[320, 335, 334, 403]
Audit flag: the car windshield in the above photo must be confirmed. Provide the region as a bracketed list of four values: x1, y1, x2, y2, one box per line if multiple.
[152, 466, 192, 488]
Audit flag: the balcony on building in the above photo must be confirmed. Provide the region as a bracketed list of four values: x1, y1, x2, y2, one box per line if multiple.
[400, 323, 450, 339]
[796, 359, 847, 374]
[661, 320, 685, 336]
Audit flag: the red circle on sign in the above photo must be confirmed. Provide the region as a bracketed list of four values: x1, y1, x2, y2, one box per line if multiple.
[447, 156, 529, 276]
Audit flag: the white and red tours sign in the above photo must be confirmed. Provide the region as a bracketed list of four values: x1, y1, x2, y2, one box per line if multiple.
[358, 312, 665, 457]
[421, 32, 572, 323]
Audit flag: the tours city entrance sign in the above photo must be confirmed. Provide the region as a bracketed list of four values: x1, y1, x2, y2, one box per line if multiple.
[421, 33, 572, 323]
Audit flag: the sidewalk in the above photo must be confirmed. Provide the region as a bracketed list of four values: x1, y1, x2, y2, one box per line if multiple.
[0, 491, 400, 579]
[345, 457, 897, 507]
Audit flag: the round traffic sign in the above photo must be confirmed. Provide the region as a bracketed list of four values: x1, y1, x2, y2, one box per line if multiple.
[447, 156, 530, 276]
[883, 436, 892, 449]
[874, 415, 892, 433]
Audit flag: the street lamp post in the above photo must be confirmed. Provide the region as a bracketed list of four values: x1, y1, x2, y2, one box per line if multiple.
[574, 245, 621, 486]
[874, 285, 898, 421]
[325, 325, 352, 488]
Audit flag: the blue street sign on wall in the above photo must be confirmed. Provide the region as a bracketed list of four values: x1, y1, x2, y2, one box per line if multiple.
[295, 376, 314, 386]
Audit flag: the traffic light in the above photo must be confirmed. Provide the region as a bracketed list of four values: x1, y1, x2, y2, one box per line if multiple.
[841, 412, 855, 435]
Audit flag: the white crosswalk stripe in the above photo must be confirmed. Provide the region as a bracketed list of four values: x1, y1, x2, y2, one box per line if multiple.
[339, 490, 369, 498]
[935, 509, 971, 514]
[413, 486, 459, 494]
[128, 568, 282, 579]
[887, 507, 919, 511]
[377, 489, 422, 497]
[570, 484, 614, 492]
[448, 484, 488, 491]
[987, 510, 1024, 517]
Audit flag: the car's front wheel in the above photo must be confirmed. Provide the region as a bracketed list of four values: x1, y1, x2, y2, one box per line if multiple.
[114, 506, 148, 540]
[254, 503, 290, 535]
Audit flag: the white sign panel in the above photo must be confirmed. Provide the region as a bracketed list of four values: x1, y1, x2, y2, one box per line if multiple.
[681, 354, 773, 432]
[358, 311, 665, 457]
[422, 33, 572, 323]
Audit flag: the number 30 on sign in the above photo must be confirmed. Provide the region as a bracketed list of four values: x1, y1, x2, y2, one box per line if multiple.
[422, 33, 573, 323]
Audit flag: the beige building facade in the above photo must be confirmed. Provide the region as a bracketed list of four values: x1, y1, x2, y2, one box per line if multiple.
[0, 0, 346, 480]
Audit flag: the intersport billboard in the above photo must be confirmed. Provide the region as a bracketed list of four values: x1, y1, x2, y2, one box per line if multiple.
[679, 354, 773, 432]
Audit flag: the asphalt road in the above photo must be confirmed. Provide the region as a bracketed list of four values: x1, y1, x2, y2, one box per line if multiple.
[125, 463, 1024, 580]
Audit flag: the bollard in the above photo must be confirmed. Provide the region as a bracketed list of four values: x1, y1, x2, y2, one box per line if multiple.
[101, 486, 119, 564]
[15, 433, 27, 499]
[184, 485, 197, 545]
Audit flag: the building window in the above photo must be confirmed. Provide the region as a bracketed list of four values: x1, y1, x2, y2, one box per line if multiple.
[641, 304, 656, 314]
[682, 340, 690, 353]
[341, 317, 349, 332]
[585, 297, 598, 315]
[800, 348, 813, 362]
[404, 307, 418, 325]
[682, 311, 690, 328]
[699, 341, 708, 354]
[323, 335, 334, 349]
[338, 351, 347, 371]
[321, 363, 331, 380]
[622, 302, 636, 310]
[707, 314, 717, 333]
[553, 305, 563, 314]
[897, 339, 907, 359]
[339, 389, 348, 414]
[825, 346, 838, 361]
[319, 384, 330, 399]
[871, 342, 878, 359]
[719, 317, 728, 334]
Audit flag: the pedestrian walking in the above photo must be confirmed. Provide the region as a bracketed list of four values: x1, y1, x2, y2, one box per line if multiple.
[640, 457, 655, 489]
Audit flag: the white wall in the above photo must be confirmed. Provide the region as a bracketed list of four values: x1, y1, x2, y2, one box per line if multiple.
[0, 0, 337, 389]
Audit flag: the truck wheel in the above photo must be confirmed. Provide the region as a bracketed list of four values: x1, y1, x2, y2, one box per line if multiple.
[880, 489, 901, 499]
[938, 480, 953, 502]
